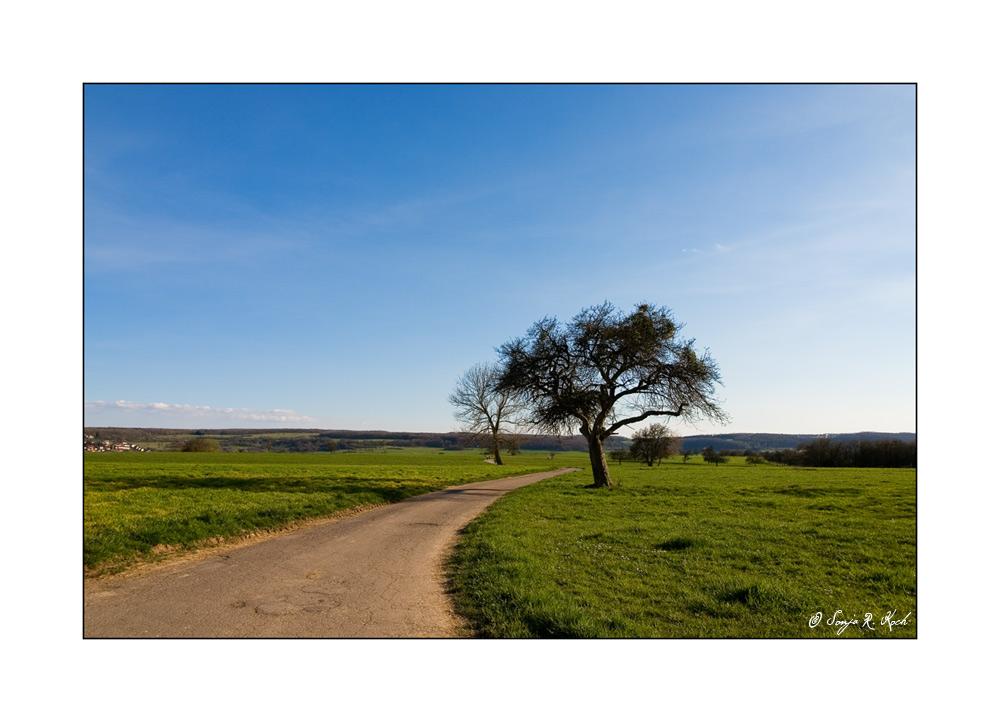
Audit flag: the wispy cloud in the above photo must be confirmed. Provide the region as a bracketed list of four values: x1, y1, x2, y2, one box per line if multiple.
[84, 209, 311, 271]
[85, 400, 317, 423]
[83, 188, 469, 274]
[682, 244, 732, 255]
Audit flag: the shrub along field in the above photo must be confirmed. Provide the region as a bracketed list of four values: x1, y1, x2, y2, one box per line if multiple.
[84, 451, 562, 576]
[448, 454, 916, 638]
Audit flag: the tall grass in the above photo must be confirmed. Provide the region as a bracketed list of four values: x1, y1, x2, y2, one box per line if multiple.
[448, 456, 916, 638]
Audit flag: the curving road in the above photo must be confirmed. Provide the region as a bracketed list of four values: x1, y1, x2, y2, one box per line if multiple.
[84, 468, 578, 638]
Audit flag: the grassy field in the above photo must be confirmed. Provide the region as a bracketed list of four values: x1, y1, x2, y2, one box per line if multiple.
[84, 451, 563, 576]
[448, 454, 916, 638]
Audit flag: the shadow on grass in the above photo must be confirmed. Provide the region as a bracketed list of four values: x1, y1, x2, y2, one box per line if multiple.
[775, 485, 863, 498]
[87, 476, 442, 504]
[656, 536, 700, 552]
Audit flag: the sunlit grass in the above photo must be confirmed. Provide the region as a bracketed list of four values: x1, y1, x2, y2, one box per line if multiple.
[84, 451, 562, 576]
[448, 457, 916, 638]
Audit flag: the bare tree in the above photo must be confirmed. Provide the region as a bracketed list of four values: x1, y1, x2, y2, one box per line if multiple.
[449, 362, 522, 466]
[630, 423, 679, 466]
[497, 302, 728, 488]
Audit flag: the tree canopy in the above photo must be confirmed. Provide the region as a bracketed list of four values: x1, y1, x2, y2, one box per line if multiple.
[497, 302, 727, 487]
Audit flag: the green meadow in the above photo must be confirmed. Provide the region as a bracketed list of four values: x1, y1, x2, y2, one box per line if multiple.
[84, 450, 561, 576]
[448, 455, 916, 638]
[85, 450, 916, 638]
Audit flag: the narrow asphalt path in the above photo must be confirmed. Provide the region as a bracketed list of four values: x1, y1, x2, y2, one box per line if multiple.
[84, 468, 579, 638]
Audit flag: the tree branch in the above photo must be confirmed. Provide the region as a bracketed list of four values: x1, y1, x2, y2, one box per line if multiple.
[603, 405, 685, 438]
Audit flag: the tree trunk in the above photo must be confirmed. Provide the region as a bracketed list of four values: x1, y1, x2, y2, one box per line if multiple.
[586, 435, 613, 488]
[491, 437, 503, 466]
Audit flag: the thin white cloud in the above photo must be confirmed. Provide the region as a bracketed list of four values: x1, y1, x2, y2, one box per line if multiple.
[84, 185, 478, 273]
[85, 400, 317, 423]
[84, 215, 306, 271]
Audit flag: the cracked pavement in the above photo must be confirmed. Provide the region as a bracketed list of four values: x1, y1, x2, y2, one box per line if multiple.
[84, 468, 578, 638]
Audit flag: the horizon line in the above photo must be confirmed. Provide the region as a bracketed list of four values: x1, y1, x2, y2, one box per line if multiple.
[82, 426, 916, 437]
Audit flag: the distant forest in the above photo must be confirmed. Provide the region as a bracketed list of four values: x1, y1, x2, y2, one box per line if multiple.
[85, 427, 914, 457]
[84, 427, 615, 453]
[678, 431, 916, 453]
[758, 437, 916, 468]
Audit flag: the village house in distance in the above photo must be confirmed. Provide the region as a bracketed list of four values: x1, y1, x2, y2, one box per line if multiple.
[84, 434, 148, 452]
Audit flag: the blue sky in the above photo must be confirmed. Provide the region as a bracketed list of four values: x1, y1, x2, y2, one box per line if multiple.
[84, 84, 915, 435]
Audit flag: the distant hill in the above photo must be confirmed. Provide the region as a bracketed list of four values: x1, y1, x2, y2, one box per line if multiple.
[85, 427, 914, 454]
[679, 431, 916, 453]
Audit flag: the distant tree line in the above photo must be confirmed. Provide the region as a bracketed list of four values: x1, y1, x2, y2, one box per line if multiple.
[680, 431, 915, 453]
[83, 428, 914, 465]
[83, 427, 631, 454]
[761, 438, 916, 468]
[85, 427, 162, 443]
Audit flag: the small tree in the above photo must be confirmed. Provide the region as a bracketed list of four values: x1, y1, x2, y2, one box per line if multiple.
[500, 432, 523, 456]
[630, 423, 678, 467]
[682, 449, 692, 463]
[701, 445, 728, 467]
[608, 449, 629, 465]
[181, 437, 220, 452]
[449, 362, 522, 466]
